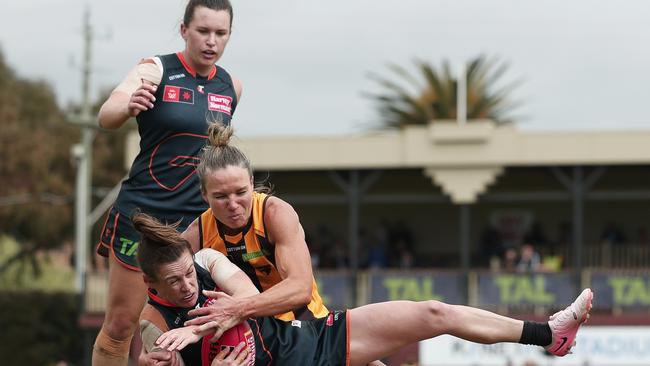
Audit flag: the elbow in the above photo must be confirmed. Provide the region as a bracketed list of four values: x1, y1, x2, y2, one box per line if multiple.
[96, 102, 127, 130]
[97, 114, 118, 130]
[295, 284, 312, 306]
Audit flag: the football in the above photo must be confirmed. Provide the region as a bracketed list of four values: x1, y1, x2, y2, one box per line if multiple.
[201, 321, 256, 366]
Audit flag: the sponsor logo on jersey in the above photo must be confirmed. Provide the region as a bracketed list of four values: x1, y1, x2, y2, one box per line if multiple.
[291, 320, 302, 328]
[326, 313, 334, 326]
[207, 93, 233, 115]
[226, 244, 246, 253]
[241, 249, 271, 262]
[163, 85, 194, 104]
[168, 73, 186, 81]
[118, 237, 139, 256]
[197, 85, 205, 94]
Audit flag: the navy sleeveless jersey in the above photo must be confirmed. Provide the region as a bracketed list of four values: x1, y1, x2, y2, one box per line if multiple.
[114, 52, 238, 224]
[148, 263, 218, 366]
[148, 263, 349, 366]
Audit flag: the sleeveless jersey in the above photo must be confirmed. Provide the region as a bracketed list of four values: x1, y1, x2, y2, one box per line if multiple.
[145, 262, 348, 366]
[114, 52, 238, 224]
[146, 263, 218, 366]
[198, 192, 329, 321]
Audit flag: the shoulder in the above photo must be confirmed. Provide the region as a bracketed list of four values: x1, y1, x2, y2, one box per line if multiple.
[264, 195, 291, 212]
[137, 57, 163, 85]
[263, 196, 298, 226]
[140, 303, 168, 333]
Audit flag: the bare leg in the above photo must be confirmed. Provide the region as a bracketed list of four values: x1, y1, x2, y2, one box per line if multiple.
[348, 300, 522, 366]
[92, 253, 147, 366]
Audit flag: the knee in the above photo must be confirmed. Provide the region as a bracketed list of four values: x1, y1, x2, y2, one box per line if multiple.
[421, 300, 455, 331]
[103, 308, 139, 341]
[93, 326, 132, 359]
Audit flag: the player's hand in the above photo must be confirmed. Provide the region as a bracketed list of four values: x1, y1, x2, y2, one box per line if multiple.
[185, 290, 244, 341]
[155, 325, 205, 352]
[138, 349, 180, 366]
[211, 341, 250, 366]
[127, 82, 157, 117]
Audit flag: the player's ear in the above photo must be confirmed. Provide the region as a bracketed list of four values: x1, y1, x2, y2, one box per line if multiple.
[143, 274, 154, 287]
[180, 23, 188, 41]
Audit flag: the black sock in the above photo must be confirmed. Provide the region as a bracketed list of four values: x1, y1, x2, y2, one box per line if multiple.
[519, 321, 552, 347]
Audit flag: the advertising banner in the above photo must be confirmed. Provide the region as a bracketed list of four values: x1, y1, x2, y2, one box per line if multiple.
[314, 271, 353, 309]
[368, 271, 467, 304]
[477, 272, 577, 307]
[420, 326, 650, 366]
[590, 271, 650, 310]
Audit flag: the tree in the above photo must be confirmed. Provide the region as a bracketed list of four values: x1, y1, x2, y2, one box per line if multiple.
[0, 49, 78, 261]
[0, 48, 131, 279]
[366, 54, 521, 129]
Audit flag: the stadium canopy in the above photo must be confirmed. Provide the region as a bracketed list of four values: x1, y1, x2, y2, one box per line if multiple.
[125, 121, 650, 272]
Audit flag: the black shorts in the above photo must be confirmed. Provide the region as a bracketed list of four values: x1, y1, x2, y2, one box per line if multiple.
[96, 206, 193, 270]
[249, 310, 349, 366]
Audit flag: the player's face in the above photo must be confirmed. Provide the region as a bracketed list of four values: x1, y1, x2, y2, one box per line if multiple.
[151, 252, 199, 308]
[202, 165, 254, 230]
[181, 7, 231, 75]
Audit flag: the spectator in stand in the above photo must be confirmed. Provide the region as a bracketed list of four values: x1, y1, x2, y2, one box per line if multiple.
[391, 238, 415, 269]
[516, 243, 542, 273]
[502, 247, 519, 272]
[524, 221, 548, 253]
[366, 223, 390, 269]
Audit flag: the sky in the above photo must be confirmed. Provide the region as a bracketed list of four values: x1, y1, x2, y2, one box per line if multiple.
[1, 0, 650, 137]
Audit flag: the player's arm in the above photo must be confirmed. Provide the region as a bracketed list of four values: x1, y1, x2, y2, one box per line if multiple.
[236, 197, 313, 317]
[194, 249, 260, 298]
[232, 77, 243, 103]
[185, 198, 313, 334]
[138, 319, 184, 366]
[98, 59, 161, 129]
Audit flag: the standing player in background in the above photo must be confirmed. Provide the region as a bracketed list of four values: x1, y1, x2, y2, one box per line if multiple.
[93, 1, 241, 365]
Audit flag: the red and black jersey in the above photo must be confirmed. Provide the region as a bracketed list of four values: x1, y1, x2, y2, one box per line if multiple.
[144, 262, 349, 366]
[114, 52, 238, 227]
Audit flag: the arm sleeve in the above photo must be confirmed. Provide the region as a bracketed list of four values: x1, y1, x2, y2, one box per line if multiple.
[140, 319, 164, 353]
[139, 320, 185, 366]
[194, 249, 241, 286]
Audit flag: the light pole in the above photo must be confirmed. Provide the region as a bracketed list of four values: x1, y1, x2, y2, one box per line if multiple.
[69, 7, 97, 295]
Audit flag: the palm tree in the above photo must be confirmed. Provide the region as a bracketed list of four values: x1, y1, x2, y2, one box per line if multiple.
[366, 55, 521, 129]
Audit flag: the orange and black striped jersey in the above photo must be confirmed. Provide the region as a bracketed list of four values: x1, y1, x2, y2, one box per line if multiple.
[198, 192, 328, 321]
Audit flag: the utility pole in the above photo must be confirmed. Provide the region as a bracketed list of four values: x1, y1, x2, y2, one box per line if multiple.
[70, 7, 96, 295]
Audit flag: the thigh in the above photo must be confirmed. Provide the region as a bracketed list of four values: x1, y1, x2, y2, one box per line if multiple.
[103, 251, 147, 332]
[348, 301, 444, 366]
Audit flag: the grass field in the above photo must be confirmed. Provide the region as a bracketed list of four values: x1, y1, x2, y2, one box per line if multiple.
[0, 236, 75, 292]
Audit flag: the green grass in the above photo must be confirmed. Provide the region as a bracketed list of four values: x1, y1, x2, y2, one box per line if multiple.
[0, 236, 75, 292]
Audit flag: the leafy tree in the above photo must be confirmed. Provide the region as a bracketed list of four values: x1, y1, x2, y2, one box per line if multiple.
[366, 54, 521, 129]
[0, 49, 78, 278]
[0, 48, 131, 279]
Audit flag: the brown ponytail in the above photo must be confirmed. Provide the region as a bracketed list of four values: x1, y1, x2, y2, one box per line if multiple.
[132, 212, 192, 279]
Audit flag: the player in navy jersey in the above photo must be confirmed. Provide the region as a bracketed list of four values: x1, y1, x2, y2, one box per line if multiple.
[92, 1, 241, 365]
[132, 213, 594, 366]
